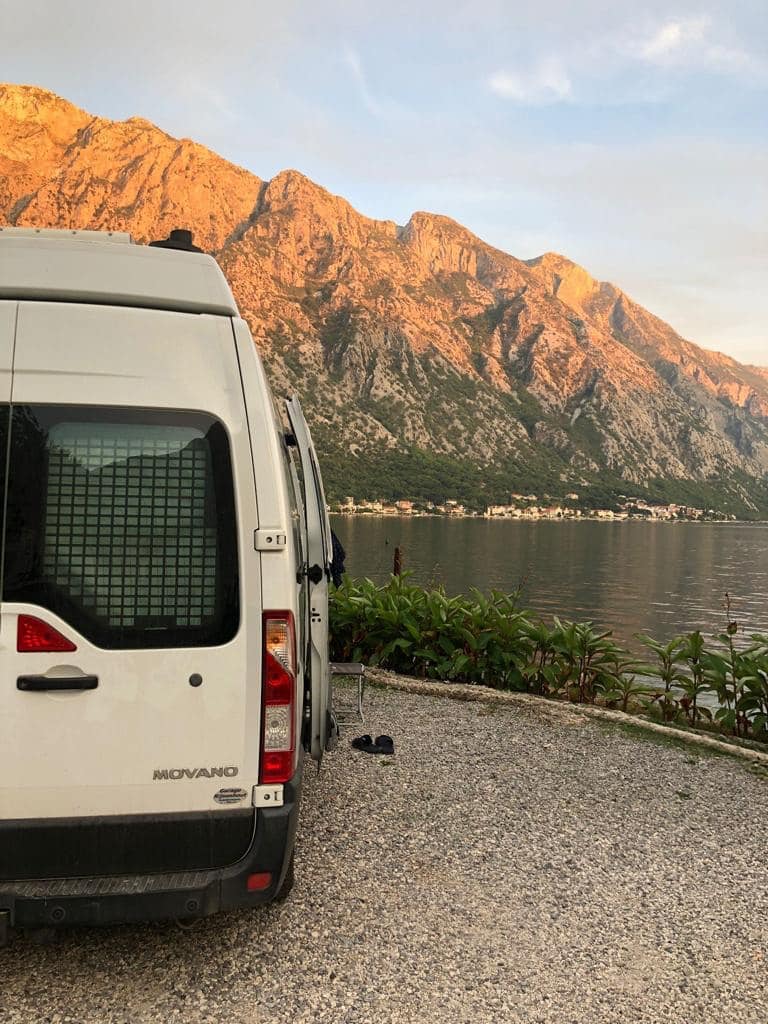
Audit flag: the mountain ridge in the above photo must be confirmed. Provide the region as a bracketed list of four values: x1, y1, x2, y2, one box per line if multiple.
[1, 83, 766, 515]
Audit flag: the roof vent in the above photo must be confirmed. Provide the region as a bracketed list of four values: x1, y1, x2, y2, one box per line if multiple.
[148, 228, 204, 253]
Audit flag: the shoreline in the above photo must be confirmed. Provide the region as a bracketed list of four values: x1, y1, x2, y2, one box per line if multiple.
[330, 511, 765, 525]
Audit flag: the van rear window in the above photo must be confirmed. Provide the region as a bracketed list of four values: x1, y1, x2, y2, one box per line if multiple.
[2, 406, 239, 648]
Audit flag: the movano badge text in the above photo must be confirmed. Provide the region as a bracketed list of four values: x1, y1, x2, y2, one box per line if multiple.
[153, 766, 239, 780]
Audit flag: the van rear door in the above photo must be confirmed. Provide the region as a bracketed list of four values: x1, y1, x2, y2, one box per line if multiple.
[1, 302, 260, 848]
[285, 396, 333, 762]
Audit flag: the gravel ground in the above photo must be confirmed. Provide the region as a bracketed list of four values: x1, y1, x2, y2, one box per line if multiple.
[2, 682, 767, 1024]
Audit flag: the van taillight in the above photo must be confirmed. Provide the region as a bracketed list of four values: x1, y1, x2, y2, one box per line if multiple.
[17, 615, 77, 653]
[260, 612, 296, 785]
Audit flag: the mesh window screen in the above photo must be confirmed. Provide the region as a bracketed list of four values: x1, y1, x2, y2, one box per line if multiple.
[3, 406, 239, 649]
[43, 424, 218, 629]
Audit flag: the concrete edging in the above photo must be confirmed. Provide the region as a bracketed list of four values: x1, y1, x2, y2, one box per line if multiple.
[366, 668, 768, 767]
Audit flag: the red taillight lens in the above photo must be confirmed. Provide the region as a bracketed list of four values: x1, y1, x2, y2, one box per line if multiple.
[261, 750, 293, 780]
[260, 612, 296, 785]
[17, 615, 77, 653]
[246, 871, 273, 892]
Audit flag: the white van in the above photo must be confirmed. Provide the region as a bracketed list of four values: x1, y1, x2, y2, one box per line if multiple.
[0, 227, 335, 939]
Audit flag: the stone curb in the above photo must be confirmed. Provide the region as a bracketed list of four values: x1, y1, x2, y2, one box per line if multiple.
[366, 668, 768, 767]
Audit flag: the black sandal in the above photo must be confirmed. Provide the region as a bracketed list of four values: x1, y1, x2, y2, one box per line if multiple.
[374, 735, 394, 755]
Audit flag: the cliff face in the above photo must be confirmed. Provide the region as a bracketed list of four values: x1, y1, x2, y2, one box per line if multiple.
[1, 84, 767, 511]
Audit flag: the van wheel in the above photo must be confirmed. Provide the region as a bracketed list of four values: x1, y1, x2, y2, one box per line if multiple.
[274, 851, 295, 902]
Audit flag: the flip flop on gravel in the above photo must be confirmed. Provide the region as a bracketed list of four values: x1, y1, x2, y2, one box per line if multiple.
[374, 735, 394, 755]
[351, 734, 374, 751]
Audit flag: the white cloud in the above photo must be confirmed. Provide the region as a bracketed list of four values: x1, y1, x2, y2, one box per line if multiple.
[636, 14, 765, 77]
[487, 13, 765, 107]
[487, 59, 572, 104]
[342, 46, 412, 120]
[342, 47, 383, 118]
[639, 15, 710, 60]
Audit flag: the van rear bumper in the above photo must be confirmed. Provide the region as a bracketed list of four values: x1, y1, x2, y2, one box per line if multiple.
[0, 772, 301, 934]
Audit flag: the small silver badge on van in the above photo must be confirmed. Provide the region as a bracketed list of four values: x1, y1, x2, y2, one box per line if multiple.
[213, 787, 248, 805]
[152, 766, 239, 780]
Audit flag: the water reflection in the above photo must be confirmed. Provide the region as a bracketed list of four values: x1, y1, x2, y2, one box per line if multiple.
[331, 518, 768, 646]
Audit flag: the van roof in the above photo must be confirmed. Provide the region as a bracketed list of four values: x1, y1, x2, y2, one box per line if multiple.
[0, 228, 239, 316]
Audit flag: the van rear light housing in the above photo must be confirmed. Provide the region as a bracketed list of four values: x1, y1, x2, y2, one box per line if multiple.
[260, 612, 296, 785]
[17, 614, 77, 653]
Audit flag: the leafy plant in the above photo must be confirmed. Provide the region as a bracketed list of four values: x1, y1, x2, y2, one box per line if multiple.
[637, 635, 689, 723]
[600, 671, 654, 714]
[546, 618, 626, 704]
[676, 631, 713, 726]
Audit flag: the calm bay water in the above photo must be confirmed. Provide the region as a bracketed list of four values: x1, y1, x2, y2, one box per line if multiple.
[331, 517, 768, 647]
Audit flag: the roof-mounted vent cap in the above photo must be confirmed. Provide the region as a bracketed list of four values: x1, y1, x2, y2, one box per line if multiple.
[148, 228, 204, 253]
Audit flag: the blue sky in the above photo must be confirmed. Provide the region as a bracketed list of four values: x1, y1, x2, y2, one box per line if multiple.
[2, 0, 766, 364]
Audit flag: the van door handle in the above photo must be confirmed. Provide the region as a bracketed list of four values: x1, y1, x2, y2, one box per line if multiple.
[17, 675, 99, 692]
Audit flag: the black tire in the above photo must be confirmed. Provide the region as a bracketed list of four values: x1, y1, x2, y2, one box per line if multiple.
[274, 850, 295, 902]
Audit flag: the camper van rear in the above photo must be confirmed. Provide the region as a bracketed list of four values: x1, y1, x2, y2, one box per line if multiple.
[0, 229, 333, 940]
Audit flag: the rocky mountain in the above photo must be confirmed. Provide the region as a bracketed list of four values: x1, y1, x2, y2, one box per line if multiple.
[2, 83, 767, 514]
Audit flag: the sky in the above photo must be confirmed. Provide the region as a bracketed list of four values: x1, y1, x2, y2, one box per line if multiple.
[1, 0, 766, 364]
